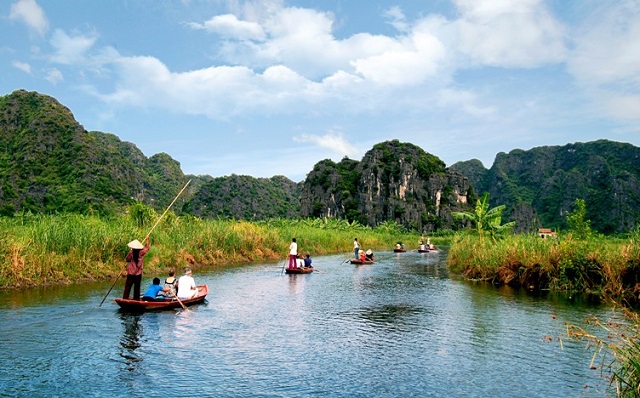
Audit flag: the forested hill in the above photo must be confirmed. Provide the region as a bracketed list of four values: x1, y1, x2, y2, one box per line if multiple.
[450, 140, 640, 234]
[3, 89, 640, 235]
[0, 89, 188, 215]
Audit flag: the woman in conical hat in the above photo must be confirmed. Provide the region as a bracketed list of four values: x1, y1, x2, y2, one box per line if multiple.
[123, 237, 150, 300]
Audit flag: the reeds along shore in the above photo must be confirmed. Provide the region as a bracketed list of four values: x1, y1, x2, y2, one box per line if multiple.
[447, 231, 640, 305]
[0, 213, 425, 289]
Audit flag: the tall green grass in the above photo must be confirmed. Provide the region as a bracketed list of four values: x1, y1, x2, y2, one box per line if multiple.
[0, 214, 426, 289]
[448, 232, 640, 303]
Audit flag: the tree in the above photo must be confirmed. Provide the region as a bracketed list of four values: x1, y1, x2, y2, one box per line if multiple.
[566, 198, 591, 239]
[453, 192, 515, 241]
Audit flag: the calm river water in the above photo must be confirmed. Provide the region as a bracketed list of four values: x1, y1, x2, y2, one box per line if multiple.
[0, 249, 615, 397]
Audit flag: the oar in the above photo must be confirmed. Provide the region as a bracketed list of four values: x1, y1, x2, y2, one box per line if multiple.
[99, 180, 192, 307]
[281, 257, 287, 274]
[99, 270, 124, 307]
[167, 290, 188, 311]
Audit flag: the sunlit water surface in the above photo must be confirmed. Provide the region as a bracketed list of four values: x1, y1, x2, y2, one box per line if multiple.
[0, 249, 615, 397]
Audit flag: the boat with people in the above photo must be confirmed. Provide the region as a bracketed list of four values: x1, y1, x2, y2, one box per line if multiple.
[417, 249, 430, 253]
[114, 284, 208, 311]
[285, 267, 314, 274]
[393, 248, 407, 253]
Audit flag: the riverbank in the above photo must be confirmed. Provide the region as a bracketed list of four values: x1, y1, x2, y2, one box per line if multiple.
[447, 232, 640, 306]
[0, 213, 436, 289]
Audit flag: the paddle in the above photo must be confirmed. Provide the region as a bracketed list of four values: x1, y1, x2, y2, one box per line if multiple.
[99, 180, 192, 307]
[281, 257, 287, 274]
[167, 290, 188, 311]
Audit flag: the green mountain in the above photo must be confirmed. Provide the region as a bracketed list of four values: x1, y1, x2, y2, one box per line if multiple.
[183, 174, 301, 220]
[451, 140, 640, 234]
[3, 90, 640, 235]
[301, 140, 476, 232]
[0, 90, 187, 215]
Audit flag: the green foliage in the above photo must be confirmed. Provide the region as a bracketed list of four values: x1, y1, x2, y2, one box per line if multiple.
[452, 193, 515, 241]
[129, 202, 157, 229]
[566, 198, 592, 240]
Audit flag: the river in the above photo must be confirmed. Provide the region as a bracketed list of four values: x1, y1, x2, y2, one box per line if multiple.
[0, 249, 615, 397]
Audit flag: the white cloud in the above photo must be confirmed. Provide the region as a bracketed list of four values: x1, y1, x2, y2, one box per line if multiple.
[9, 0, 48, 37]
[293, 132, 360, 158]
[437, 88, 496, 118]
[45, 68, 63, 84]
[452, 0, 566, 67]
[11, 60, 31, 74]
[189, 14, 265, 41]
[568, 0, 640, 123]
[50, 29, 98, 65]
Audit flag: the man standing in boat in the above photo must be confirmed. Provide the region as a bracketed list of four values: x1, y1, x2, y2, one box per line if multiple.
[123, 237, 150, 300]
[288, 238, 298, 270]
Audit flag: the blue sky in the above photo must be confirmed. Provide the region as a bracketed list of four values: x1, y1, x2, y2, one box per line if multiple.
[2, 0, 639, 182]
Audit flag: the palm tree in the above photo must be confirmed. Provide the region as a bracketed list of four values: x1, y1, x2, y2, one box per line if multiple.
[452, 192, 515, 241]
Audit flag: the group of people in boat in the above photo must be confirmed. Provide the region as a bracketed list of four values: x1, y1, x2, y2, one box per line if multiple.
[354, 237, 375, 261]
[419, 236, 435, 251]
[123, 238, 200, 302]
[288, 237, 313, 270]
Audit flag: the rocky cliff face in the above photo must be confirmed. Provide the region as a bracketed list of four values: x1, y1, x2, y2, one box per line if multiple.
[301, 140, 474, 231]
[477, 140, 640, 234]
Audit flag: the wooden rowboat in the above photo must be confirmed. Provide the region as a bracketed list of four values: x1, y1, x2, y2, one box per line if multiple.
[417, 249, 430, 253]
[115, 284, 208, 312]
[285, 267, 314, 274]
[393, 248, 407, 252]
[350, 259, 374, 265]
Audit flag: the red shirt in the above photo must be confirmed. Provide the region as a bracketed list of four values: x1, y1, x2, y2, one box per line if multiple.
[125, 243, 149, 276]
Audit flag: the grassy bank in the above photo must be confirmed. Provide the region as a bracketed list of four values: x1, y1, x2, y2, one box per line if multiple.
[0, 214, 429, 289]
[447, 232, 640, 305]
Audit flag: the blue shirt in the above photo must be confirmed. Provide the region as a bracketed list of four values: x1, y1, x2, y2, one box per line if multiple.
[143, 284, 163, 298]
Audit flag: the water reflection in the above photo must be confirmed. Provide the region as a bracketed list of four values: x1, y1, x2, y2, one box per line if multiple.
[118, 313, 143, 372]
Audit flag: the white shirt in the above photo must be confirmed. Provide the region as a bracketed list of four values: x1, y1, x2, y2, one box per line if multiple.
[177, 274, 197, 299]
[289, 242, 297, 255]
[296, 258, 305, 268]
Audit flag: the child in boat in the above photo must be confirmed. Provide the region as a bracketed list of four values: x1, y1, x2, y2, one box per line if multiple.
[142, 277, 166, 301]
[359, 250, 366, 261]
[303, 252, 312, 268]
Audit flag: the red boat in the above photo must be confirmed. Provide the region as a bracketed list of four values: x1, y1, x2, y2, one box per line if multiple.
[285, 267, 314, 274]
[393, 248, 407, 253]
[114, 284, 208, 311]
[350, 259, 374, 265]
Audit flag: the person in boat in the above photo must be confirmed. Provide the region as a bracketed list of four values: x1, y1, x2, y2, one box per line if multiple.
[365, 249, 374, 261]
[428, 238, 435, 250]
[123, 237, 150, 300]
[303, 252, 312, 268]
[162, 268, 178, 298]
[296, 254, 305, 269]
[359, 249, 366, 261]
[420, 235, 425, 245]
[142, 277, 167, 301]
[401, 243, 406, 250]
[395, 242, 402, 250]
[354, 238, 360, 259]
[419, 243, 427, 251]
[288, 238, 298, 270]
[177, 267, 199, 299]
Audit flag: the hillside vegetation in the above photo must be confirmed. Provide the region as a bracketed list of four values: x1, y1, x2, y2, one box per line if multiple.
[3, 89, 640, 235]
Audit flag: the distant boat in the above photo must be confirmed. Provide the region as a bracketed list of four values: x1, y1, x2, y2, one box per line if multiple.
[417, 249, 430, 253]
[114, 284, 208, 312]
[393, 248, 407, 253]
[285, 267, 314, 274]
